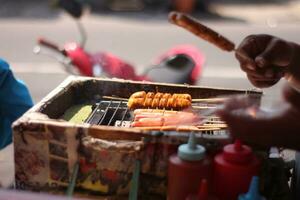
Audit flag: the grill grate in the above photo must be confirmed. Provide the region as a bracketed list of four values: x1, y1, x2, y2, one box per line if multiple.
[85, 100, 131, 127]
[85, 99, 227, 136]
[85, 100, 228, 137]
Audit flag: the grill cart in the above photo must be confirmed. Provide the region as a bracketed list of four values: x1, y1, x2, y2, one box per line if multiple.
[13, 76, 291, 199]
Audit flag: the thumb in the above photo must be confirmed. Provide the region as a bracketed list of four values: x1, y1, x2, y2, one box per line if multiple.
[255, 38, 295, 68]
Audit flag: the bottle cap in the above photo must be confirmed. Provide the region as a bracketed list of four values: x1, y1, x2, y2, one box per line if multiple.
[178, 133, 205, 161]
[223, 140, 253, 164]
[238, 176, 266, 200]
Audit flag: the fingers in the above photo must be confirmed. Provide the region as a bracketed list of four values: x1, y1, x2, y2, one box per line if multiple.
[216, 96, 285, 146]
[216, 104, 262, 144]
[220, 95, 260, 111]
[216, 95, 260, 125]
[235, 34, 273, 68]
[218, 91, 300, 149]
[235, 50, 256, 71]
[247, 74, 281, 88]
[240, 64, 285, 79]
[255, 38, 295, 68]
[235, 34, 292, 88]
[283, 84, 300, 109]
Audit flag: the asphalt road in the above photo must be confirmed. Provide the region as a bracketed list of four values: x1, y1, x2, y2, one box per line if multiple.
[0, 1, 299, 104]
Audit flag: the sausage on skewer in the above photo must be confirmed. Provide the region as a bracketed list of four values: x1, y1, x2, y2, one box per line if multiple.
[128, 91, 192, 109]
[169, 11, 235, 52]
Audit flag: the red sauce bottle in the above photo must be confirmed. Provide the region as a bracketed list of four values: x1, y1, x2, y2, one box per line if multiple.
[168, 133, 212, 200]
[186, 179, 219, 200]
[213, 140, 261, 200]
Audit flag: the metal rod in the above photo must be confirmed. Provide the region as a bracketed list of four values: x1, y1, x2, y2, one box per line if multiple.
[99, 100, 112, 125]
[120, 107, 129, 127]
[108, 101, 122, 126]
[85, 103, 100, 123]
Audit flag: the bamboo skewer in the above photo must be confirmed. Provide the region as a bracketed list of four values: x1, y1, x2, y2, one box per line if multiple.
[191, 97, 227, 103]
[198, 124, 227, 128]
[102, 96, 128, 101]
[192, 106, 218, 109]
[133, 126, 224, 132]
[102, 95, 227, 103]
[102, 95, 223, 113]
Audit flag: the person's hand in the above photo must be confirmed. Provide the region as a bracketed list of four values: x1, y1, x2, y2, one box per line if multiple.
[217, 85, 300, 150]
[235, 34, 300, 88]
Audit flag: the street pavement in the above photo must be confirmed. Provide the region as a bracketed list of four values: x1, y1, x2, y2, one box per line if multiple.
[0, 0, 299, 104]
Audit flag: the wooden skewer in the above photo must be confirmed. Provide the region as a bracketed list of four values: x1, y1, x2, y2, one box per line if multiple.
[133, 126, 223, 132]
[204, 121, 226, 125]
[103, 95, 226, 104]
[102, 95, 227, 102]
[193, 106, 217, 109]
[191, 97, 227, 103]
[102, 96, 128, 101]
[198, 124, 227, 128]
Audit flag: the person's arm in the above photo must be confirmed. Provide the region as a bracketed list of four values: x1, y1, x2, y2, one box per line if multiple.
[0, 59, 33, 149]
[217, 35, 300, 150]
[217, 85, 300, 150]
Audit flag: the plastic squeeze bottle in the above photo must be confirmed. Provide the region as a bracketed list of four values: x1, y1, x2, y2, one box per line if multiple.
[186, 179, 219, 200]
[213, 140, 261, 200]
[238, 176, 266, 200]
[168, 133, 212, 200]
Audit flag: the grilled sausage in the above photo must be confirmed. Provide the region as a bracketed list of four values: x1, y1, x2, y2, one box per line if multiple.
[151, 98, 160, 108]
[154, 92, 164, 99]
[169, 11, 235, 52]
[133, 109, 178, 115]
[131, 110, 200, 128]
[127, 98, 144, 109]
[128, 91, 192, 109]
[131, 91, 146, 99]
[146, 92, 155, 99]
[159, 98, 168, 108]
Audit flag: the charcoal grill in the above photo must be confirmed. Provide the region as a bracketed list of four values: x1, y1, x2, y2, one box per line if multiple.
[84, 98, 228, 138]
[13, 76, 262, 198]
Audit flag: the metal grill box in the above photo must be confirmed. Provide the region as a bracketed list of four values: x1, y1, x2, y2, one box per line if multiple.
[13, 76, 262, 198]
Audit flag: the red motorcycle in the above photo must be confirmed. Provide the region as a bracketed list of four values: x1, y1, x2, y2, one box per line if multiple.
[34, 0, 205, 85]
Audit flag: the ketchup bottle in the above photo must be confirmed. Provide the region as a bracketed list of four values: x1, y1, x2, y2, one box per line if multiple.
[168, 133, 212, 200]
[238, 176, 266, 200]
[213, 140, 261, 200]
[186, 179, 219, 200]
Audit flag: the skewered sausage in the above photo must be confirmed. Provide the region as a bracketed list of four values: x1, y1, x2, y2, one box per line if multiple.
[131, 109, 200, 127]
[128, 98, 144, 109]
[168, 11, 235, 52]
[133, 109, 178, 115]
[128, 91, 192, 109]
[131, 91, 146, 99]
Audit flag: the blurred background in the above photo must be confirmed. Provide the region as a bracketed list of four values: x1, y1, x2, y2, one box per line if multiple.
[0, 0, 300, 104]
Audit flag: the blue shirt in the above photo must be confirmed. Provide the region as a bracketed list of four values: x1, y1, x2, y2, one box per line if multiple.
[0, 59, 33, 149]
